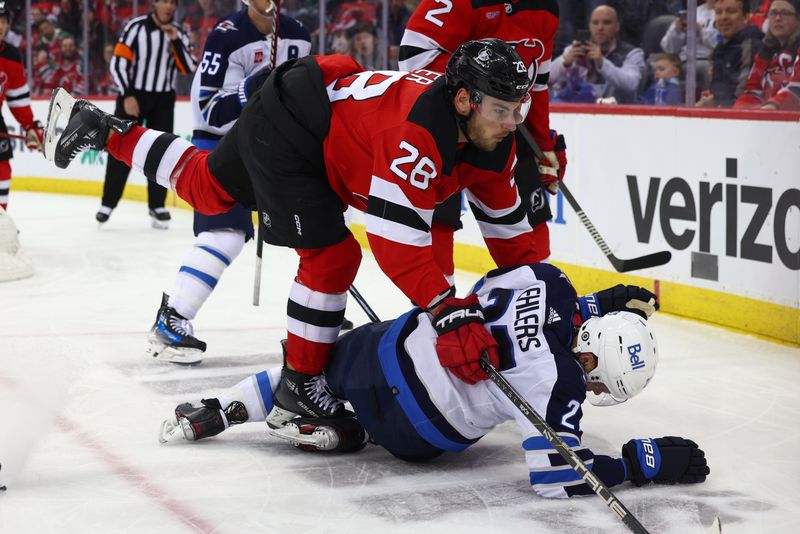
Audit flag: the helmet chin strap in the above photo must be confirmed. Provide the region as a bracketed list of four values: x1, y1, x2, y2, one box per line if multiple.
[450, 92, 476, 145]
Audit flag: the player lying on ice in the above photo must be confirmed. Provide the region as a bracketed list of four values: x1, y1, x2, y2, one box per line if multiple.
[42, 39, 554, 434]
[158, 263, 710, 498]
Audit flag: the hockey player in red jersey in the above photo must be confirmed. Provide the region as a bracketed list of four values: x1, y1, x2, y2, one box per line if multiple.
[43, 39, 541, 429]
[399, 0, 565, 276]
[0, 1, 43, 210]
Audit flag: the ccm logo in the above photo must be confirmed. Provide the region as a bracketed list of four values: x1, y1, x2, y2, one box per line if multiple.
[436, 309, 483, 328]
[628, 343, 645, 370]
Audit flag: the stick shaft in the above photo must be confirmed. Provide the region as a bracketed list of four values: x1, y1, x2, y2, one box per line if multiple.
[479, 357, 649, 534]
[517, 125, 670, 273]
[254, 0, 281, 306]
[345, 286, 650, 533]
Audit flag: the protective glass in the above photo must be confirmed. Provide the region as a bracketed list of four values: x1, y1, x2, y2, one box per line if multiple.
[471, 93, 532, 126]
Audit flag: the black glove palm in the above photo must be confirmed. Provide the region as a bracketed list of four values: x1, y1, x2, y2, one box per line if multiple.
[622, 436, 709, 487]
[597, 284, 658, 319]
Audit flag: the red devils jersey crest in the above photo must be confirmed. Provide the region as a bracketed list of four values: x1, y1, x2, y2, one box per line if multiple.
[506, 38, 545, 84]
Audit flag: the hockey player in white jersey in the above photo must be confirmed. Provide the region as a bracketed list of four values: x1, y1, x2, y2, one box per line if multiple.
[146, 0, 311, 364]
[160, 263, 709, 497]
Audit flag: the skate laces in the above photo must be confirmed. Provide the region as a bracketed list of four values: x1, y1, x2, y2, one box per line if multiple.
[305, 375, 342, 414]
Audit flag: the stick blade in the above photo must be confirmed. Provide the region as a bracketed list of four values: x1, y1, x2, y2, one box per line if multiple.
[611, 251, 672, 273]
[707, 516, 722, 534]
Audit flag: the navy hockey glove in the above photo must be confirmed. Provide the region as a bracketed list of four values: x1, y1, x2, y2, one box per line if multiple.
[238, 67, 273, 106]
[578, 284, 658, 320]
[622, 436, 709, 487]
[431, 294, 500, 385]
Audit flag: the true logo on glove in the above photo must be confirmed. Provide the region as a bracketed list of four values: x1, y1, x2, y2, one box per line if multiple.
[628, 344, 645, 370]
[435, 308, 483, 329]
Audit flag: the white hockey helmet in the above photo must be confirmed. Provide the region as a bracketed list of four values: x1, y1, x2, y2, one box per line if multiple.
[241, 0, 275, 17]
[574, 311, 658, 407]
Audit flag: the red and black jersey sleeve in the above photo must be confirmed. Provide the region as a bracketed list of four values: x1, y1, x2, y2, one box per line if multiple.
[770, 45, 800, 110]
[520, 4, 559, 150]
[365, 121, 453, 309]
[398, 0, 477, 73]
[460, 138, 541, 264]
[0, 44, 35, 128]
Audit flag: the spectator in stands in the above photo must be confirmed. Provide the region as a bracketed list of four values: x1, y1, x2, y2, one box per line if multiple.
[639, 52, 684, 104]
[87, 8, 112, 70]
[661, 0, 720, 61]
[697, 0, 763, 107]
[749, 0, 773, 32]
[30, 7, 45, 44]
[349, 22, 378, 69]
[37, 18, 65, 57]
[57, 0, 81, 39]
[735, 0, 800, 108]
[32, 45, 56, 95]
[50, 34, 84, 94]
[386, 0, 410, 67]
[549, 4, 646, 104]
[93, 42, 118, 95]
[328, 28, 351, 54]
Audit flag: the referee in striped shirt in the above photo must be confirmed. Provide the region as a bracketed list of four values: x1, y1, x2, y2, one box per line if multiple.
[97, 0, 196, 229]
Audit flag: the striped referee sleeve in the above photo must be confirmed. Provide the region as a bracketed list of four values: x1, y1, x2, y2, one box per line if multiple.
[170, 28, 196, 77]
[110, 16, 144, 96]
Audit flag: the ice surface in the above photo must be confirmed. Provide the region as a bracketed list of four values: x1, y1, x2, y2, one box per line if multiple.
[1, 192, 798, 533]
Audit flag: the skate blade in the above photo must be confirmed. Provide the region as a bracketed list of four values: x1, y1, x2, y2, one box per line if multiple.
[43, 88, 77, 163]
[145, 341, 203, 365]
[150, 219, 169, 230]
[265, 406, 301, 429]
[268, 424, 337, 451]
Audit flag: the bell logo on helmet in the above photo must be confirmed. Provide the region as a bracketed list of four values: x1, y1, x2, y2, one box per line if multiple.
[628, 343, 645, 370]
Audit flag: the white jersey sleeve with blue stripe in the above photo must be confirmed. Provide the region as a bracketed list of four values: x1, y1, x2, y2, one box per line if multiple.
[190, 10, 311, 140]
[471, 264, 628, 498]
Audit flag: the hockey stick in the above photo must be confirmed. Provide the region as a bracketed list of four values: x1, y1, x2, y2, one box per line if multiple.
[253, 0, 282, 306]
[348, 285, 380, 323]
[517, 126, 672, 273]
[348, 285, 650, 533]
[478, 354, 649, 534]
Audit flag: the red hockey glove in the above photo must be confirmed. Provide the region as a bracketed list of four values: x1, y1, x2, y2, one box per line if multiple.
[431, 294, 500, 385]
[537, 131, 567, 194]
[22, 121, 44, 151]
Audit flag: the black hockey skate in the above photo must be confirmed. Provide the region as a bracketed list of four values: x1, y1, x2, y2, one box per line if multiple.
[266, 367, 349, 429]
[95, 205, 113, 226]
[146, 293, 207, 364]
[44, 88, 134, 169]
[269, 415, 368, 453]
[159, 398, 248, 443]
[341, 317, 354, 330]
[149, 207, 171, 230]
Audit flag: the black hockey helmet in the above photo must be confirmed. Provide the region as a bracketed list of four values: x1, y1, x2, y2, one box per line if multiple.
[0, 1, 9, 20]
[445, 38, 531, 103]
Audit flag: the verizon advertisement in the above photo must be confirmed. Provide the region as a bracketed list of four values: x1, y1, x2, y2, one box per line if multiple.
[9, 101, 800, 311]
